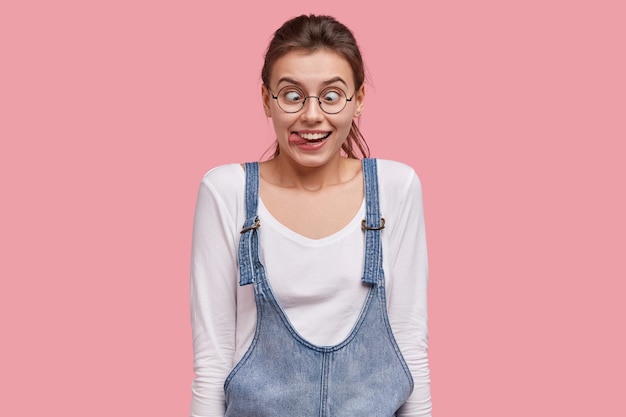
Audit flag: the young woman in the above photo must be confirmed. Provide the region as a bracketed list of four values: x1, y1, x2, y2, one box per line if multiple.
[190, 15, 431, 416]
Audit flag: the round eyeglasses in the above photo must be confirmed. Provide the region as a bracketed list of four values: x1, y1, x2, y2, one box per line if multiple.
[268, 85, 355, 114]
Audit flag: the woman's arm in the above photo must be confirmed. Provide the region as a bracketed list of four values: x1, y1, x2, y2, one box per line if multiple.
[382, 161, 432, 417]
[190, 168, 241, 417]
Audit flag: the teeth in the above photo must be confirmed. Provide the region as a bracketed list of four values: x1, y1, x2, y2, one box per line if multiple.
[299, 132, 329, 140]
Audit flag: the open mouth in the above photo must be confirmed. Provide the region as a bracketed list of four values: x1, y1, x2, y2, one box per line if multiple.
[295, 132, 331, 142]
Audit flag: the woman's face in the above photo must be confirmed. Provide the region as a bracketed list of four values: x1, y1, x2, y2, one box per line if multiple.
[262, 49, 365, 169]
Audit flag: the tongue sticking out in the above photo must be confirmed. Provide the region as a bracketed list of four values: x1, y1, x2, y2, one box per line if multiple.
[288, 132, 330, 150]
[289, 132, 306, 144]
[289, 132, 328, 144]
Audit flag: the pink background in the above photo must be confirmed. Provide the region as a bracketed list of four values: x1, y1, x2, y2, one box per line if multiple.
[1, 0, 625, 415]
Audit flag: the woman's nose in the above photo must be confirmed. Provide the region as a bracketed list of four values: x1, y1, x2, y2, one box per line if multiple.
[300, 97, 324, 122]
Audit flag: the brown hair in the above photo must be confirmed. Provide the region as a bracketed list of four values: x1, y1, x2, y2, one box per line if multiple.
[262, 14, 370, 159]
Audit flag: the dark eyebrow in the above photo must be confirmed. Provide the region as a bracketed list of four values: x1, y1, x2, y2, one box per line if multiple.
[276, 76, 349, 89]
[322, 77, 349, 88]
[276, 77, 301, 87]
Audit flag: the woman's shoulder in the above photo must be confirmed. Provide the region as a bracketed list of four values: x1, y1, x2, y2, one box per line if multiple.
[373, 158, 422, 190]
[199, 163, 247, 202]
[372, 159, 425, 220]
[201, 163, 245, 186]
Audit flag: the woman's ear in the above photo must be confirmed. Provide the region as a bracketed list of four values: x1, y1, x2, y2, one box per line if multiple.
[354, 84, 365, 118]
[261, 85, 272, 117]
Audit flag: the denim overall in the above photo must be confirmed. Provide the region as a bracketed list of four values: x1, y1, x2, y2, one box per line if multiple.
[225, 158, 413, 416]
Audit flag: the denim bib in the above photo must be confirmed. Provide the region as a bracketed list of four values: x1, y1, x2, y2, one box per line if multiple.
[226, 158, 413, 416]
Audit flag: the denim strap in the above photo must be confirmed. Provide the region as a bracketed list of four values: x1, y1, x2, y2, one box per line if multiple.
[362, 158, 384, 286]
[238, 162, 261, 286]
[238, 160, 383, 287]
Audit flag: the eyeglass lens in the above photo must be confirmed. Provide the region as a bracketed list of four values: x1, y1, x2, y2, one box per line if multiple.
[275, 86, 349, 114]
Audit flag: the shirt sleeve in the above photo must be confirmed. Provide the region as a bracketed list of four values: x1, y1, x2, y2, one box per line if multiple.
[190, 168, 241, 417]
[383, 163, 432, 417]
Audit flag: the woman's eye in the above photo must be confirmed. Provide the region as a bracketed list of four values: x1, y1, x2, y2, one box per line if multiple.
[322, 90, 340, 102]
[283, 91, 303, 102]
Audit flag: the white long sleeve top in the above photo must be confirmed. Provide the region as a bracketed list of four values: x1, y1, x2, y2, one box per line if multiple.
[190, 159, 431, 416]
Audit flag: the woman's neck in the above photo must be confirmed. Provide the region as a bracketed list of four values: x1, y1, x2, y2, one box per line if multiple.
[261, 155, 361, 192]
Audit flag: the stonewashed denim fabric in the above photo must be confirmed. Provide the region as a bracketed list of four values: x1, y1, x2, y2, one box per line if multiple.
[226, 159, 413, 416]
